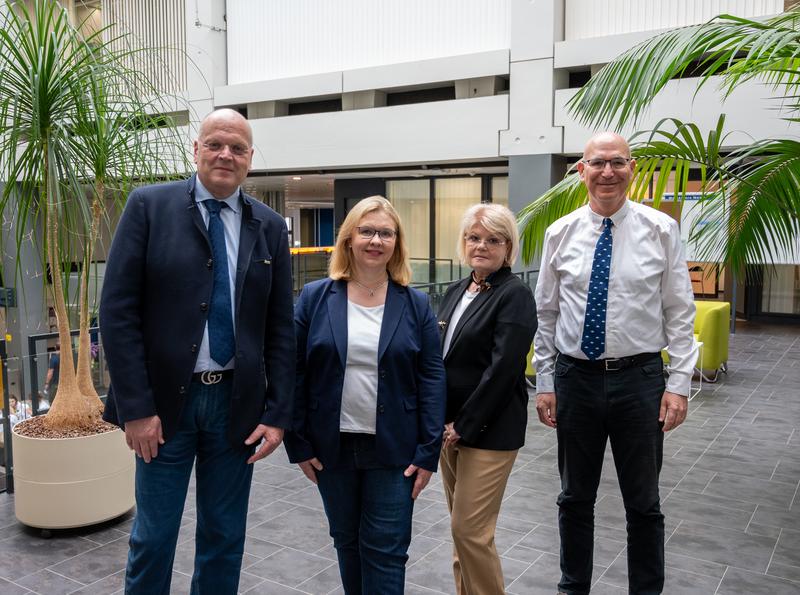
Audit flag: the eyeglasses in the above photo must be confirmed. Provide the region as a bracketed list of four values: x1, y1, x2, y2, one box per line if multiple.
[581, 158, 631, 170]
[356, 226, 397, 241]
[465, 234, 506, 248]
[201, 141, 251, 157]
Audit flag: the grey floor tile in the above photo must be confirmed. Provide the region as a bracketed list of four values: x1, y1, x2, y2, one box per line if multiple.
[245, 548, 334, 588]
[14, 569, 84, 594]
[666, 520, 777, 573]
[0, 577, 31, 594]
[70, 569, 125, 594]
[237, 570, 265, 594]
[247, 506, 332, 553]
[717, 566, 800, 595]
[47, 536, 130, 585]
[295, 563, 344, 594]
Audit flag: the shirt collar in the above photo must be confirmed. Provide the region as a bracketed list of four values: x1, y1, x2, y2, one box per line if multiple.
[587, 199, 630, 228]
[194, 176, 241, 214]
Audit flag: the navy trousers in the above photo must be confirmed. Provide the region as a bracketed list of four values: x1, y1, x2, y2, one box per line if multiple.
[316, 432, 415, 595]
[125, 377, 253, 595]
[554, 354, 666, 595]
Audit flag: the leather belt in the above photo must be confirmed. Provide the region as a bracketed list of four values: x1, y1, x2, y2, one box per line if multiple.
[191, 369, 234, 385]
[559, 352, 661, 372]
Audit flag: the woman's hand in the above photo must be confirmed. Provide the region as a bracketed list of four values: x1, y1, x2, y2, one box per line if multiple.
[298, 457, 323, 484]
[443, 422, 461, 448]
[403, 464, 433, 499]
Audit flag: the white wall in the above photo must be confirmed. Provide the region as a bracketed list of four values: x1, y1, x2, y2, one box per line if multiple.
[248, 96, 508, 171]
[226, 0, 510, 84]
[565, 0, 782, 40]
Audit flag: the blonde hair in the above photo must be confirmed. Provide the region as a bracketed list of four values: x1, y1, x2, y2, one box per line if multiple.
[328, 196, 412, 286]
[456, 203, 520, 267]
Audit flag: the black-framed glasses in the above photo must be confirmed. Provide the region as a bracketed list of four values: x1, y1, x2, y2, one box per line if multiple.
[201, 141, 251, 157]
[581, 157, 631, 170]
[465, 234, 506, 248]
[356, 226, 397, 241]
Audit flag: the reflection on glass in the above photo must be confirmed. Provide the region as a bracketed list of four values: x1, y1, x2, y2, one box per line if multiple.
[762, 265, 800, 314]
[387, 180, 430, 283]
[435, 178, 482, 282]
[491, 177, 508, 208]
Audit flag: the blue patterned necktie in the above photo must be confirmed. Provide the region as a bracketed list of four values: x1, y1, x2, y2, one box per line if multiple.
[580, 217, 613, 360]
[203, 199, 235, 366]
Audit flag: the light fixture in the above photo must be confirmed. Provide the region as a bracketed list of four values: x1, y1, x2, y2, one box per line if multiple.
[292, 176, 302, 181]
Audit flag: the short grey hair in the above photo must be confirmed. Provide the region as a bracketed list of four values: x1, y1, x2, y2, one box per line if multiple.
[456, 203, 520, 267]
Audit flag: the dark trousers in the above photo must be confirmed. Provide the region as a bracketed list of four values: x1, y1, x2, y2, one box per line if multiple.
[125, 377, 254, 595]
[554, 354, 666, 595]
[316, 432, 415, 595]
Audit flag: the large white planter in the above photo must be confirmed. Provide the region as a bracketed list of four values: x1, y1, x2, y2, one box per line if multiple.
[12, 426, 135, 529]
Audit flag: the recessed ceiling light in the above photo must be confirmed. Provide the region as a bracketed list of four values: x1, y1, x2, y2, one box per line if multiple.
[292, 176, 302, 181]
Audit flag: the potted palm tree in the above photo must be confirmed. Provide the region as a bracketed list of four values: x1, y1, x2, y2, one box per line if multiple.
[0, 0, 188, 528]
[519, 7, 800, 273]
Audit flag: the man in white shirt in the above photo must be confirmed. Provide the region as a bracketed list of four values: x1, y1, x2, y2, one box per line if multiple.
[534, 132, 697, 595]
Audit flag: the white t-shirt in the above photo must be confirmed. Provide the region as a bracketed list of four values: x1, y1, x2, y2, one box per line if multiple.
[443, 288, 479, 356]
[340, 300, 384, 434]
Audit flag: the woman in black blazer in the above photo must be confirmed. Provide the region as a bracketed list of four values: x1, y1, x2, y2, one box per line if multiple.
[437, 203, 537, 595]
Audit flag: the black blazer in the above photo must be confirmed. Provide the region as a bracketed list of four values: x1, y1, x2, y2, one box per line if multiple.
[284, 278, 446, 472]
[437, 267, 536, 450]
[100, 175, 296, 447]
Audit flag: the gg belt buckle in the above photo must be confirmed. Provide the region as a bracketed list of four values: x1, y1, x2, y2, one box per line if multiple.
[200, 370, 224, 385]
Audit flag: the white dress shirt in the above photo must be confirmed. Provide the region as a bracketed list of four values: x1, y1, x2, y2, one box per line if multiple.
[534, 200, 698, 396]
[193, 177, 242, 372]
[442, 288, 479, 356]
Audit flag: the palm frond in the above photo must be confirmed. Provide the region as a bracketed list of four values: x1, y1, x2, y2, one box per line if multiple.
[567, 8, 800, 129]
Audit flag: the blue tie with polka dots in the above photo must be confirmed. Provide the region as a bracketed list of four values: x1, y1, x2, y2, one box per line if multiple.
[581, 217, 613, 360]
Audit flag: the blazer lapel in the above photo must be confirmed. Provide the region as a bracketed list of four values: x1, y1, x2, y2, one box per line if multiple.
[438, 278, 470, 349]
[446, 288, 493, 356]
[327, 280, 348, 368]
[187, 175, 210, 244]
[378, 281, 406, 362]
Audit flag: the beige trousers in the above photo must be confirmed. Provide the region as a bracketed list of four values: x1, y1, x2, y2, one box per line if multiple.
[440, 444, 518, 595]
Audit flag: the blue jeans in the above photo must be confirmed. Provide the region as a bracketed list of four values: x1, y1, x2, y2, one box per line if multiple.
[555, 354, 666, 595]
[316, 433, 415, 595]
[125, 377, 253, 595]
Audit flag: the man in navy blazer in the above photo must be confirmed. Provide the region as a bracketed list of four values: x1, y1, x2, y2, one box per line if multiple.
[100, 109, 295, 594]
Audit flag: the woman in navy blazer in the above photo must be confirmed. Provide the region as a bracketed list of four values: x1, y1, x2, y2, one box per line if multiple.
[285, 196, 446, 594]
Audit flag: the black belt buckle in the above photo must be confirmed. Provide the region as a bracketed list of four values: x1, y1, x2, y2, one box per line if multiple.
[604, 358, 624, 372]
[199, 370, 224, 385]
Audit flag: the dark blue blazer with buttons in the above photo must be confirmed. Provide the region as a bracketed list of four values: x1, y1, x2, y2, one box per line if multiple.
[99, 175, 296, 447]
[284, 277, 446, 472]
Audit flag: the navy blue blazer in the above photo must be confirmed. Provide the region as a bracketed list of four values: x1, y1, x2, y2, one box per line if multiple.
[284, 278, 446, 472]
[100, 175, 296, 447]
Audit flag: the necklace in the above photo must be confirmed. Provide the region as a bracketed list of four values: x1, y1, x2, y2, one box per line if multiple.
[351, 277, 389, 297]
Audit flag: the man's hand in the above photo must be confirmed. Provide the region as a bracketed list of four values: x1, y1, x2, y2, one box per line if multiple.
[403, 465, 432, 500]
[298, 457, 323, 484]
[245, 424, 284, 464]
[659, 391, 688, 432]
[535, 392, 557, 428]
[124, 415, 164, 463]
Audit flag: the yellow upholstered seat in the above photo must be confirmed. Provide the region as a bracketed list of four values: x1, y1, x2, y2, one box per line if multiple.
[663, 300, 730, 382]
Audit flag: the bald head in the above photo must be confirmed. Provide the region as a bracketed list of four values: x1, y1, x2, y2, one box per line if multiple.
[582, 132, 630, 160]
[198, 108, 253, 146]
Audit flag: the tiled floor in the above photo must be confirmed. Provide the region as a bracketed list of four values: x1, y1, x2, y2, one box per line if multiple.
[0, 322, 799, 594]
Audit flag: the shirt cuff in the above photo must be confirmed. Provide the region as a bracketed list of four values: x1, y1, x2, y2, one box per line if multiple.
[536, 374, 555, 393]
[666, 372, 691, 397]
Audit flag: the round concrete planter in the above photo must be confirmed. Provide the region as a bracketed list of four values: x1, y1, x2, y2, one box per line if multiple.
[12, 426, 135, 529]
